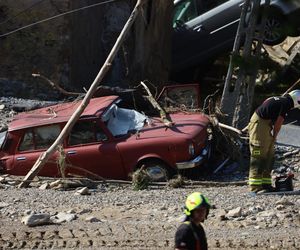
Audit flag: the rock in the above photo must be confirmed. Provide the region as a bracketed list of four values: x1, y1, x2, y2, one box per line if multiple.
[75, 187, 91, 195]
[257, 211, 276, 218]
[0, 176, 5, 183]
[78, 208, 92, 215]
[248, 205, 264, 215]
[85, 216, 101, 223]
[21, 213, 51, 227]
[39, 183, 49, 190]
[215, 209, 227, 221]
[49, 180, 62, 189]
[23, 210, 33, 216]
[226, 207, 242, 218]
[276, 205, 285, 211]
[0, 202, 9, 208]
[275, 198, 294, 206]
[51, 212, 77, 223]
[0, 104, 5, 110]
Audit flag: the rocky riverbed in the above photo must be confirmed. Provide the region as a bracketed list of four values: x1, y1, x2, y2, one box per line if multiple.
[0, 97, 300, 249]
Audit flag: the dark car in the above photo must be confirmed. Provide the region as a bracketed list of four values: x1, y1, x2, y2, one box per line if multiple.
[172, 0, 300, 74]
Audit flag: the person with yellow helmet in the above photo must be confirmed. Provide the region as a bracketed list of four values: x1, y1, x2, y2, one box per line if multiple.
[248, 90, 300, 194]
[175, 192, 210, 250]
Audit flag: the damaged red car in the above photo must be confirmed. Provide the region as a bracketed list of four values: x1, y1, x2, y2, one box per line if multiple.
[0, 94, 210, 181]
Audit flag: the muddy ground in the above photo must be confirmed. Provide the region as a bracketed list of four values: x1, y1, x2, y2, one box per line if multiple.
[0, 169, 299, 250]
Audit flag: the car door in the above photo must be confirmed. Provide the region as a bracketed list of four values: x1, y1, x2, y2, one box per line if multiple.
[65, 120, 125, 179]
[13, 125, 61, 177]
[172, 0, 244, 71]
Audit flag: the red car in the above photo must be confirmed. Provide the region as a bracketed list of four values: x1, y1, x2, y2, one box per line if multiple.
[0, 93, 210, 181]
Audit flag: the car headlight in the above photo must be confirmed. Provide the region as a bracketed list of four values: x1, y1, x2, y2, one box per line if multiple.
[188, 143, 195, 156]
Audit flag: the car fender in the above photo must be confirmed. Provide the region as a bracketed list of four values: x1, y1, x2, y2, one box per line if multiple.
[268, 0, 300, 15]
[134, 154, 175, 170]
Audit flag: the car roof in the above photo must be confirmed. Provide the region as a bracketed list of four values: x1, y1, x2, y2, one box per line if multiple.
[9, 96, 119, 131]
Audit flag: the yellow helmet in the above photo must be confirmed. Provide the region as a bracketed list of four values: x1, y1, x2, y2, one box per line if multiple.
[184, 192, 211, 216]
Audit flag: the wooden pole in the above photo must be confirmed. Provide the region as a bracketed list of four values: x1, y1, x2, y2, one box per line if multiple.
[282, 77, 300, 96]
[18, 0, 146, 188]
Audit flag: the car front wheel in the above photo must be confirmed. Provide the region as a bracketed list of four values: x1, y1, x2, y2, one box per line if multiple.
[142, 160, 173, 182]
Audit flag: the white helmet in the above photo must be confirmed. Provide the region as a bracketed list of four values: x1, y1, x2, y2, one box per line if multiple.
[288, 90, 300, 108]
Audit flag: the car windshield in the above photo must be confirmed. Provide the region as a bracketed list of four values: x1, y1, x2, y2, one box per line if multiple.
[102, 104, 148, 137]
[173, 0, 198, 27]
[0, 130, 7, 149]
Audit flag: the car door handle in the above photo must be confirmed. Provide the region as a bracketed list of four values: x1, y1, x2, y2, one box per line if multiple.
[193, 24, 204, 32]
[67, 150, 77, 155]
[16, 156, 26, 161]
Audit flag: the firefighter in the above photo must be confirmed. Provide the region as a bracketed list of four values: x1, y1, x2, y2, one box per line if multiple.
[175, 192, 210, 250]
[248, 90, 300, 193]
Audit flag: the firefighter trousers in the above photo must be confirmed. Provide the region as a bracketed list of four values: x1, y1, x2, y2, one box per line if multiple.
[248, 113, 275, 192]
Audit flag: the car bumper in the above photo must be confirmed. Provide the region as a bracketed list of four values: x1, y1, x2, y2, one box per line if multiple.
[176, 146, 209, 170]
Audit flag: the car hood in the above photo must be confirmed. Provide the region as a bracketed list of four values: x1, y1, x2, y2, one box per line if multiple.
[137, 113, 210, 139]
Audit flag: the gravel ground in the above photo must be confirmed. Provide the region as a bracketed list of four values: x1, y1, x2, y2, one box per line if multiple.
[0, 97, 300, 249]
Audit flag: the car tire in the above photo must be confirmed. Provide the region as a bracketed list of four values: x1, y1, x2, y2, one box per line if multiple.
[141, 160, 173, 182]
[263, 12, 287, 46]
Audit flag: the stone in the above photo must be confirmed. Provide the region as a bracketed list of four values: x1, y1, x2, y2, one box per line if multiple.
[275, 198, 294, 206]
[78, 208, 92, 214]
[39, 183, 49, 190]
[51, 212, 77, 223]
[0, 202, 9, 208]
[85, 216, 101, 223]
[276, 205, 285, 210]
[215, 209, 227, 221]
[21, 213, 51, 227]
[49, 180, 62, 189]
[0, 176, 5, 183]
[75, 187, 91, 195]
[257, 211, 276, 218]
[226, 207, 242, 218]
[23, 210, 33, 216]
[0, 104, 5, 110]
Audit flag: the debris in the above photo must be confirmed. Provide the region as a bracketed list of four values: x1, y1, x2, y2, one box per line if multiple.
[140, 81, 174, 128]
[167, 175, 185, 188]
[132, 166, 151, 191]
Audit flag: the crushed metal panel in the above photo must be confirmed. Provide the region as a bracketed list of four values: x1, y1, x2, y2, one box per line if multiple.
[8, 96, 119, 131]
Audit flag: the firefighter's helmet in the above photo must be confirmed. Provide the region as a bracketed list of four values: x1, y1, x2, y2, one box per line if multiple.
[288, 90, 300, 108]
[184, 192, 211, 216]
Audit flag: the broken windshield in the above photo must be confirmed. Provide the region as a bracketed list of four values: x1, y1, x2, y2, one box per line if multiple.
[102, 104, 148, 136]
[0, 130, 7, 149]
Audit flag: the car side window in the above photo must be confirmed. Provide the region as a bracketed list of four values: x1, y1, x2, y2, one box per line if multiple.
[19, 130, 34, 151]
[35, 125, 61, 149]
[68, 121, 108, 146]
[19, 125, 61, 151]
[173, 0, 198, 27]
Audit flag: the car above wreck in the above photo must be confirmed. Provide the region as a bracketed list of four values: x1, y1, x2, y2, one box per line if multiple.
[0, 95, 211, 181]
